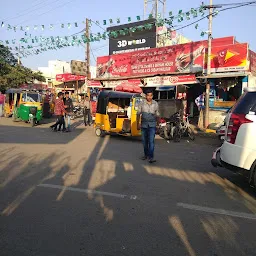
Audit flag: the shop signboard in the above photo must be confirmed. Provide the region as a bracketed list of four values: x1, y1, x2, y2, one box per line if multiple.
[249, 50, 256, 76]
[56, 73, 86, 82]
[97, 41, 205, 78]
[145, 75, 198, 87]
[204, 43, 249, 73]
[97, 36, 240, 79]
[88, 79, 141, 88]
[107, 19, 156, 55]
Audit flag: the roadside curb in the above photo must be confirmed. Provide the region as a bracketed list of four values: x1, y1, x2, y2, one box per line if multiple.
[191, 125, 218, 139]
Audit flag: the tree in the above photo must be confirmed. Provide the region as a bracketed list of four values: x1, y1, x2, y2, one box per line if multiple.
[0, 44, 46, 91]
[0, 44, 17, 66]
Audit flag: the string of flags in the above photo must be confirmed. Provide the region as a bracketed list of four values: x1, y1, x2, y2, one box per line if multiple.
[1, 8, 211, 48]
[0, 3, 216, 59]
[0, 4, 206, 32]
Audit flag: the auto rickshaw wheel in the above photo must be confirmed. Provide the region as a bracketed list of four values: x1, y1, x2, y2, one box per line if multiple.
[12, 112, 18, 122]
[95, 127, 105, 137]
[31, 118, 36, 127]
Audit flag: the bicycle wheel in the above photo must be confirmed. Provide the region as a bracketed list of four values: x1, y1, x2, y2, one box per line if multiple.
[173, 126, 181, 142]
[188, 127, 195, 141]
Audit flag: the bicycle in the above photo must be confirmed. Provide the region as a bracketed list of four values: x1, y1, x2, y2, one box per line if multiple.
[173, 114, 195, 142]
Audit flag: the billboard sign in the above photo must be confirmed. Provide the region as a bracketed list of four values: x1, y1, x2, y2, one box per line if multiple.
[156, 27, 191, 48]
[204, 43, 249, 73]
[107, 19, 156, 55]
[97, 37, 249, 79]
[71, 60, 87, 76]
[97, 41, 205, 78]
[56, 73, 86, 82]
[249, 50, 256, 76]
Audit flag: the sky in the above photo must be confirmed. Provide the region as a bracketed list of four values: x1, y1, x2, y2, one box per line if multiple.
[0, 0, 256, 70]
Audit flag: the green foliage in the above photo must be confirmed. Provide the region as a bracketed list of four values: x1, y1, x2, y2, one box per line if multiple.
[0, 44, 45, 91]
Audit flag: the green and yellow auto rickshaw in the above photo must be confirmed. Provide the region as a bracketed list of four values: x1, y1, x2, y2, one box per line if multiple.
[12, 90, 43, 126]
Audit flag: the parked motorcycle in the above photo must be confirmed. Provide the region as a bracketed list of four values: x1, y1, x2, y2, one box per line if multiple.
[158, 112, 181, 142]
[70, 106, 83, 120]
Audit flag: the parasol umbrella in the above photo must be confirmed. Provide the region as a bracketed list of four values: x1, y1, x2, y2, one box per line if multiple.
[116, 83, 142, 93]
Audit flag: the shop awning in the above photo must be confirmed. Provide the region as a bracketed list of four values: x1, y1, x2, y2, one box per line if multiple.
[197, 72, 249, 79]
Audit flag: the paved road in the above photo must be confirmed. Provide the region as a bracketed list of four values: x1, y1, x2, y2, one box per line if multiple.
[0, 117, 256, 256]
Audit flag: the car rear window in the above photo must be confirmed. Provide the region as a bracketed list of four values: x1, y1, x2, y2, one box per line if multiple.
[232, 92, 256, 114]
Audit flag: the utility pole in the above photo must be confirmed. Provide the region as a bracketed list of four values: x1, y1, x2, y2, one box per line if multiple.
[86, 18, 91, 79]
[144, 0, 166, 19]
[155, 0, 158, 19]
[204, 0, 213, 128]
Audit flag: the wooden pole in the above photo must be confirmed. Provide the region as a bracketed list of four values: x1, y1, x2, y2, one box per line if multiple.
[204, 0, 213, 128]
[86, 19, 91, 80]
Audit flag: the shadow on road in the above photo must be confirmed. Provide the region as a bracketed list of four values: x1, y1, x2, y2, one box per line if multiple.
[0, 125, 84, 144]
[0, 132, 256, 255]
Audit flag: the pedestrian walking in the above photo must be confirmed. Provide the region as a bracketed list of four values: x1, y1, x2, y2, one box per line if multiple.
[50, 92, 67, 132]
[63, 91, 73, 132]
[137, 90, 160, 163]
[0, 92, 5, 117]
[195, 92, 206, 128]
[195, 92, 205, 111]
[80, 95, 92, 126]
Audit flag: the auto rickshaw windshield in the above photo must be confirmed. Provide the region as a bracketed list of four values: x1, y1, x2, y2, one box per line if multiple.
[22, 93, 41, 102]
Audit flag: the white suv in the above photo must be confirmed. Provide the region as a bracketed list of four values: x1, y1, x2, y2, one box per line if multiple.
[211, 87, 256, 187]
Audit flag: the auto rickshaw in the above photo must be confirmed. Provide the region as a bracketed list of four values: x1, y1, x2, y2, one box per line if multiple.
[12, 90, 43, 126]
[4, 88, 22, 117]
[94, 91, 143, 137]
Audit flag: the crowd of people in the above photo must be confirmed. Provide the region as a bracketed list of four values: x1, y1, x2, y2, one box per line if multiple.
[50, 91, 93, 132]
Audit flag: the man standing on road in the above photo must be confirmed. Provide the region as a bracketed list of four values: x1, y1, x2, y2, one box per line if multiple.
[63, 91, 73, 132]
[137, 90, 160, 163]
[80, 95, 92, 126]
[50, 92, 67, 132]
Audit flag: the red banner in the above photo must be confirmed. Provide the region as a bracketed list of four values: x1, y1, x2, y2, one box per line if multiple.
[56, 73, 86, 82]
[204, 43, 248, 73]
[249, 50, 256, 76]
[97, 42, 205, 78]
[97, 36, 246, 79]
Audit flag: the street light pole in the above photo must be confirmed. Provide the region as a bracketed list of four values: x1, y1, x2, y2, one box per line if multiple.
[204, 0, 213, 128]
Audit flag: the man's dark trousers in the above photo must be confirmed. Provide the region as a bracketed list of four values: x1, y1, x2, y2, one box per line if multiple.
[51, 115, 65, 131]
[83, 109, 92, 126]
[141, 126, 156, 159]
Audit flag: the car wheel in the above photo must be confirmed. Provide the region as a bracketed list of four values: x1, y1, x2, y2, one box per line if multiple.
[249, 164, 256, 189]
[31, 118, 35, 127]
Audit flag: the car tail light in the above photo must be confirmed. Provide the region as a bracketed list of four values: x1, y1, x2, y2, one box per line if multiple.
[227, 113, 252, 144]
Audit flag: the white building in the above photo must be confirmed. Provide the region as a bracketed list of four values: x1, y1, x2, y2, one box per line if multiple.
[38, 60, 71, 82]
[38, 60, 96, 81]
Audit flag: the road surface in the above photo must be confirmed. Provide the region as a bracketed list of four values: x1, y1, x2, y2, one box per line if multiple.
[0, 117, 256, 256]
